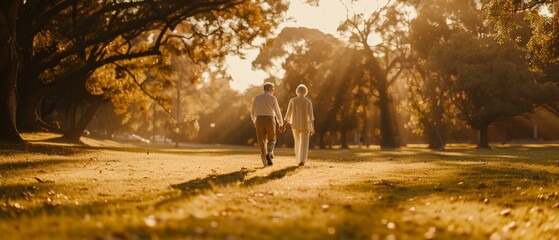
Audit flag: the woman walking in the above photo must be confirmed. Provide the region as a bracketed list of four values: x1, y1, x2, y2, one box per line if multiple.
[281, 84, 315, 166]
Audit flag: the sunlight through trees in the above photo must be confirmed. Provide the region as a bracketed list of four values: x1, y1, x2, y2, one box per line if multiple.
[0, 0, 558, 149]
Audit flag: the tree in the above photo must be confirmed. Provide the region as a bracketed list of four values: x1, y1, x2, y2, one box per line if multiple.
[404, 0, 484, 149]
[0, 0, 288, 143]
[337, 2, 410, 149]
[430, 32, 552, 148]
[0, 0, 21, 143]
[484, 1, 559, 117]
[484, 0, 559, 63]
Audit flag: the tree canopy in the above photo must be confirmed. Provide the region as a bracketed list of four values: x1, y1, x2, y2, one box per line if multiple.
[484, 0, 559, 63]
[0, 0, 288, 143]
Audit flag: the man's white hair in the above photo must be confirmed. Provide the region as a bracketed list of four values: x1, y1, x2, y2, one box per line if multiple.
[263, 82, 274, 91]
[296, 84, 308, 96]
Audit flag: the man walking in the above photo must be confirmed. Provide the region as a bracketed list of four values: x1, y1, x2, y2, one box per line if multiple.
[251, 82, 283, 166]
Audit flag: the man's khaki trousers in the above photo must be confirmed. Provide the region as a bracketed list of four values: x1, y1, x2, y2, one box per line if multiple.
[255, 116, 276, 166]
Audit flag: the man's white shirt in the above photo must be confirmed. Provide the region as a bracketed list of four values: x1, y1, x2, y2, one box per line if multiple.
[251, 92, 283, 126]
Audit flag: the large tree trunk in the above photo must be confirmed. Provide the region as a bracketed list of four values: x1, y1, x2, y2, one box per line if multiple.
[17, 65, 94, 132]
[16, 83, 51, 131]
[377, 83, 398, 149]
[0, 1, 22, 143]
[426, 125, 444, 150]
[340, 130, 349, 149]
[424, 113, 445, 150]
[61, 96, 103, 143]
[318, 131, 326, 149]
[152, 103, 157, 141]
[477, 124, 491, 149]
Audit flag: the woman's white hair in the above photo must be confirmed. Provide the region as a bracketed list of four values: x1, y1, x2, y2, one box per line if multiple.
[296, 84, 308, 96]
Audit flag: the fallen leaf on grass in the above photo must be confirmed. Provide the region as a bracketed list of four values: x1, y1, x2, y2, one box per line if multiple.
[220, 207, 241, 216]
[34, 177, 53, 183]
[143, 215, 157, 228]
[500, 208, 512, 216]
[502, 221, 517, 232]
[247, 198, 258, 205]
[210, 221, 219, 228]
[424, 227, 437, 239]
[489, 233, 503, 240]
[22, 191, 35, 198]
[11, 203, 24, 210]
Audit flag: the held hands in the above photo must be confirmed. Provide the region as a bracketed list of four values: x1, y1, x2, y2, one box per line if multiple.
[279, 124, 287, 133]
[277, 123, 315, 135]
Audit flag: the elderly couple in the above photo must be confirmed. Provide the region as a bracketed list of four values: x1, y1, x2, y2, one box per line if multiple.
[251, 82, 315, 167]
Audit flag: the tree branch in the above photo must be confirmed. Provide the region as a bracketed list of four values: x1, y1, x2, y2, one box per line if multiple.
[112, 62, 178, 125]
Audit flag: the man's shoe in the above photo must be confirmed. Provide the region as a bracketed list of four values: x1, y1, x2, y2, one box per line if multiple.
[298, 162, 305, 167]
[266, 154, 273, 166]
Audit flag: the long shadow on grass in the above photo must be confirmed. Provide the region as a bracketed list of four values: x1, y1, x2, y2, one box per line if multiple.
[312, 147, 559, 166]
[318, 162, 559, 238]
[157, 167, 300, 207]
[0, 167, 300, 219]
[3, 159, 558, 239]
[308, 148, 480, 163]
[171, 167, 299, 194]
[0, 159, 75, 173]
[0, 182, 138, 219]
[171, 170, 254, 195]
[341, 160, 559, 209]
[155, 169, 253, 207]
[242, 166, 298, 186]
[0, 183, 43, 200]
[0, 142, 85, 156]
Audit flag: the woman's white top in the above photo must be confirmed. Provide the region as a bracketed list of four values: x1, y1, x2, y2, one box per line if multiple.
[284, 96, 314, 130]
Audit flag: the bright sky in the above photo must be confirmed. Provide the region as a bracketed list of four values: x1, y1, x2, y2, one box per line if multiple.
[226, 0, 378, 92]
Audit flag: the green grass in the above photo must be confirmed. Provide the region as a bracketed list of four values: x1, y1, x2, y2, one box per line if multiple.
[1, 135, 559, 239]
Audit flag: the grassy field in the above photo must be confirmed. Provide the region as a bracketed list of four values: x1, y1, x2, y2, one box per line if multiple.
[1, 134, 559, 239]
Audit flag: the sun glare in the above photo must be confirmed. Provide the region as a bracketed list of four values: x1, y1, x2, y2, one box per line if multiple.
[226, 0, 388, 92]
